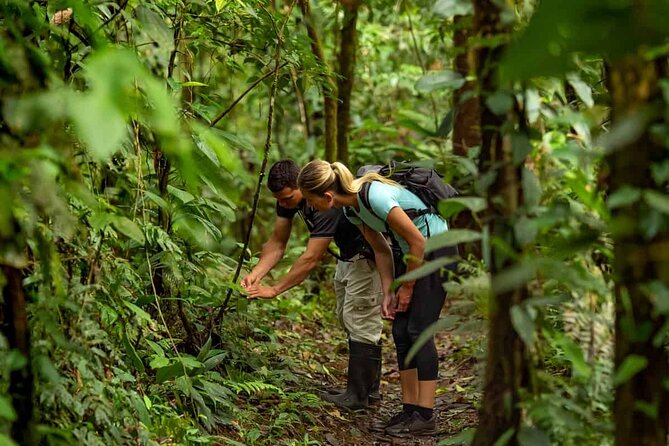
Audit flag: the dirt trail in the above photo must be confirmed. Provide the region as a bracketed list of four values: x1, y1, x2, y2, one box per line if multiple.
[311, 319, 480, 446]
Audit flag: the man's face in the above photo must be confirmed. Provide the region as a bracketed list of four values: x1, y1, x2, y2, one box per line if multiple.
[272, 186, 302, 209]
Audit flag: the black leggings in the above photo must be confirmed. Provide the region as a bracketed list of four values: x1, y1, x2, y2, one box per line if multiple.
[392, 247, 454, 381]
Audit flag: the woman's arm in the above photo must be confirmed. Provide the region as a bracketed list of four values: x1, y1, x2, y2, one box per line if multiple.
[385, 207, 425, 312]
[357, 223, 395, 318]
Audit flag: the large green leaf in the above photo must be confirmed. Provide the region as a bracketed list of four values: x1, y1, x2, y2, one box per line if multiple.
[194, 124, 244, 173]
[433, 0, 474, 17]
[438, 197, 486, 219]
[70, 93, 127, 162]
[405, 316, 460, 366]
[522, 168, 542, 208]
[149, 355, 169, 369]
[567, 73, 594, 108]
[510, 305, 535, 348]
[0, 434, 18, 446]
[644, 190, 669, 214]
[394, 256, 459, 284]
[69, 49, 146, 161]
[179, 356, 204, 369]
[425, 229, 481, 253]
[396, 109, 436, 137]
[608, 186, 641, 209]
[493, 429, 515, 446]
[122, 330, 145, 374]
[491, 261, 537, 295]
[439, 429, 476, 445]
[156, 362, 187, 383]
[124, 301, 153, 323]
[518, 427, 551, 446]
[613, 355, 648, 386]
[512, 132, 533, 165]
[549, 332, 592, 381]
[415, 71, 464, 93]
[112, 217, 146, 244]
[0, 397, 16, 422]
[167, 185, 196, 204]
[486, 91, 513, 115]
[501, 0, 669, 81]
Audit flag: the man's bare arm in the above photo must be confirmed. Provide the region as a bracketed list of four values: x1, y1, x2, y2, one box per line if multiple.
[270, 237, 331, 295]
[241, 217, 292, 287]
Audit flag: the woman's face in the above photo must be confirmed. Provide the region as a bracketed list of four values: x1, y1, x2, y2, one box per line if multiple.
[302, 190, 335, 211]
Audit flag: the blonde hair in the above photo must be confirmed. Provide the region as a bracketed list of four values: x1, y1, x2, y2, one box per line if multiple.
[298, 160, 399, 197]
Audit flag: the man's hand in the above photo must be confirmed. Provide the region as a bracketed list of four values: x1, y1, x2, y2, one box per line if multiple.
[245, 284, 279, 300]
[240, 274, 259, 289]
[382, 292, 397, 320]
[396, 283, 414, 313]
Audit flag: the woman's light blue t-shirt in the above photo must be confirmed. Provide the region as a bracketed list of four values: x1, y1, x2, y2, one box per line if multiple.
[344, 181, 448, 253]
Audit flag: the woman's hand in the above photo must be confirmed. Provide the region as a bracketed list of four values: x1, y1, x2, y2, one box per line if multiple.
[396, 283, 414, 313]
[382, 292, 397, 320]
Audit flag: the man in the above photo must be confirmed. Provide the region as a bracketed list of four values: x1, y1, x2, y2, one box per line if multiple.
[242, 160, 393, 410]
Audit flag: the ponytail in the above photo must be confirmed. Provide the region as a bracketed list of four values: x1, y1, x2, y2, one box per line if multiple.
[298, 160, 400, 196]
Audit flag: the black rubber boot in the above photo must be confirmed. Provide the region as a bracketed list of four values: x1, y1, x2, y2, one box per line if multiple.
[326, 340, 382, 403]
[325, 386, 381, 404]
[321, 340, 381, 410]
[325, 353, 382, 404]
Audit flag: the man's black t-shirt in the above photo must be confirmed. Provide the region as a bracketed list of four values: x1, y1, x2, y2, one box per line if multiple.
[276, 200, 369, 261]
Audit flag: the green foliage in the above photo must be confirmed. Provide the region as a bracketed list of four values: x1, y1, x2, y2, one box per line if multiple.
[502, 0, 669, 81]
[2, 0, 666, 444]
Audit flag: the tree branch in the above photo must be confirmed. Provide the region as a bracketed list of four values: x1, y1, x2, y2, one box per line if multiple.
[209, 62, 288, 127]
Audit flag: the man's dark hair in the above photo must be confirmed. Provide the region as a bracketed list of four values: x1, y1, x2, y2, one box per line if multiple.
[268, 160, 300, 192]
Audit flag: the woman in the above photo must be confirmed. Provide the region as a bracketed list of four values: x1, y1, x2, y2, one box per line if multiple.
[297, 160, 455, 437]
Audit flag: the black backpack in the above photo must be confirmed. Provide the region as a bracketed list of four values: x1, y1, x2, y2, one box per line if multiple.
[351, 161, 459, 271]
[356, 160, 458, 224]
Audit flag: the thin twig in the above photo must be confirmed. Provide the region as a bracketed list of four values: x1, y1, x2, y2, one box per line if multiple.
[290, 66, 311, 141]
[167, 8, 183, 79]
[209, 61, 288, 127]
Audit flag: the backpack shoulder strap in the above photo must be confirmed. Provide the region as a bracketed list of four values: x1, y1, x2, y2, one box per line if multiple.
[358, 182, 374, 216]
[359, 182, 386, 224]
[359, 181, 396, 238]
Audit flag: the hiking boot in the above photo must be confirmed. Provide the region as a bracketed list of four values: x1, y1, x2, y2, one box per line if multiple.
[369, 409, 413, 432]
[325, 386, 381, 404]
[321, 340, 381, 410]
[384, 412, 438, 437]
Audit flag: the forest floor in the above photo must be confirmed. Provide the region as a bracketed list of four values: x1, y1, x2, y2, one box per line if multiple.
[216, 292, 484, 446]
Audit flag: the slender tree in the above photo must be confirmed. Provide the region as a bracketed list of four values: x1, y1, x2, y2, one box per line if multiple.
[607, 54, 669, 446]
[471, 1, 528, 444]
[298, 0, 338, 161]
[335, 0, 361, 164]
[451, 13, 482, 257]
[452, 14, 480, 156]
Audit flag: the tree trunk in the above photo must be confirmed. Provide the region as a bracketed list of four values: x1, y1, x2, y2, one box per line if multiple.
[2, 265, 35, 445]
[607, 55, 669, 446]
[451, 13, 482, 258]
[471, 2, 527, 445]
[452, 14, 480, 156]
[298, 0, 338, 161]
[335, 0, 360, 164]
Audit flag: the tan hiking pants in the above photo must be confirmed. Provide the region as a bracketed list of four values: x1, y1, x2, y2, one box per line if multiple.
[334, 255, 384, 345]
